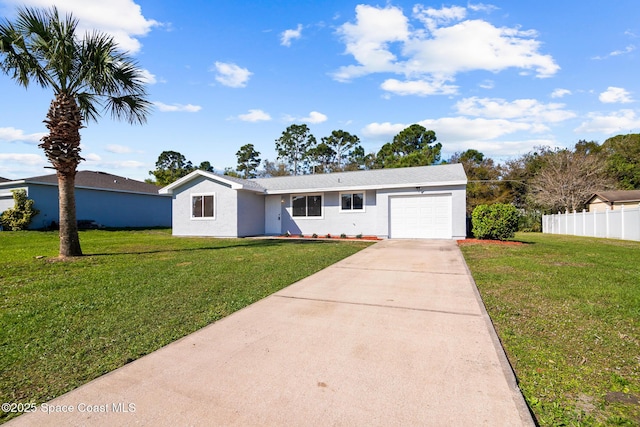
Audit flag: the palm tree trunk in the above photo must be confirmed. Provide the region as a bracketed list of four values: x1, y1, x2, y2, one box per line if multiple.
[58, 171, 82, 257]
[39, 93, 84, 257]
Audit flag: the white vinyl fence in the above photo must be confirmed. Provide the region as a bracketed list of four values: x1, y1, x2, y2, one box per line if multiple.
[542, 204, 640, 241]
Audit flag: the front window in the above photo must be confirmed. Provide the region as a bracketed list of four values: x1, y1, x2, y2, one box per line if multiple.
[340, 192, 364, 211]
[192, 194, 214, 218]
[292, 194, 322, 217]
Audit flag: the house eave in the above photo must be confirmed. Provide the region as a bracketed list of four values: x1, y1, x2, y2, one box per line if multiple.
[263, 180, 468, 195]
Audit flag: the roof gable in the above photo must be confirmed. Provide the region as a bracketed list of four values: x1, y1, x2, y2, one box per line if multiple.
[159, 170, 266, 194]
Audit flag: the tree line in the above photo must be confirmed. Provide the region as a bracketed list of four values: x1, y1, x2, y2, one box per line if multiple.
[148, 125, 640, 222]
[149, 123, 442, 183]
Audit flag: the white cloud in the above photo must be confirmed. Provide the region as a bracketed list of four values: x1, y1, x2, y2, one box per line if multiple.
[380, 78, 458, 96]
[479, 80, 495, 89]
[301, 111, 328, 124]
[412, 4, 467, 32]
[0, 153, 43, 165]
[238, 109, 272, 122]
[333, 4, 410, 81]
[212, 61, 252, 88]
[455, 97, 576, 123]
[575, 109, 640, 134]
[0, 153, 47, 178]
[4, 0, 161, 54]
[281, 24, 303, 47]
[0, 127, 46, 144]
[599, 86, 633, 104]
[551, 88, 571, 98]
[592, 45, 636, 60]
[333, 4, 559, 91]
[467, 3, 500, 13]
[138, 69, 158, 85]
[105, 144, 133, 154]
[153, 102, 202, 112]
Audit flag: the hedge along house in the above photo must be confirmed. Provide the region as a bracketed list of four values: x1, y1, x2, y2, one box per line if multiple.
[0, 170, 171, 229]
[160, 163, 467, 239]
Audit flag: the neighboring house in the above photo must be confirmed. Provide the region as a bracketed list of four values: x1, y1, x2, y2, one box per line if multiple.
[0, 170, 171, 229]
[586, 190, 640, 212]
[0, 177, 9, 183]
[160, 164, 467, 239]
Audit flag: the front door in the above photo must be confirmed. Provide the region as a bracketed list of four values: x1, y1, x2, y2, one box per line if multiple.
[265, 195, 282, 235]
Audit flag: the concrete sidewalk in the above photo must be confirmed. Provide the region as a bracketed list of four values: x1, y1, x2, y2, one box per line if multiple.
[8, 239, 534, 426]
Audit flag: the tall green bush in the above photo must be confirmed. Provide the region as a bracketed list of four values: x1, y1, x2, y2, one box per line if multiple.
[0, 189, 39, 231]
[471, 203, 519, 241]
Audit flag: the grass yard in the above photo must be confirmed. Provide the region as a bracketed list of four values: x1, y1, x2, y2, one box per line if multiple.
[460, 233, 640, 426]
[0, 229, 371, 423]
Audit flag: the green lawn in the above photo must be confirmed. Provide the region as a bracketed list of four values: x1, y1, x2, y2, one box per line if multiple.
[460, 233, 640, 426]
[0, 229, 371, 423]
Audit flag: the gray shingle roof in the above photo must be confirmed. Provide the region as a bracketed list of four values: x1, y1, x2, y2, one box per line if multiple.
[160, 164, 467, 195]
[22, 170, 163, 195]
[251, 163, 466, 193]
[0, 177, 10, 183]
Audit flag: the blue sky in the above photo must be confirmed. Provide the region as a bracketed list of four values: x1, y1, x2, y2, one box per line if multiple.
[1, 0, 639, 181]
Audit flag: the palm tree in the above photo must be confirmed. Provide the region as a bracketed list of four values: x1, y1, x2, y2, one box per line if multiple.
[0, 6, 151, 257]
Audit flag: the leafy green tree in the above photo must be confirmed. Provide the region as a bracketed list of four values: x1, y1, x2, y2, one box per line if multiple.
[275, 124, 316, 175]
[0, 189, 39, 230]
[603, 134, 640, 189]
[223, 167, 241, 178]
[235, 143, 261, 178]
[197, 161, 214, 173]
[149, 151, 194, 186]
[321, 130, 361, 171]
[449, 150, 507, 215]
[307, 142, 336, 173]
[0, 6, 151, 256]
[375, 124, 442, 168]
[258, 159, 290, 177]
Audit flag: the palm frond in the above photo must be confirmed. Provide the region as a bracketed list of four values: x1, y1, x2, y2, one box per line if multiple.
[106, 95, 153, 125]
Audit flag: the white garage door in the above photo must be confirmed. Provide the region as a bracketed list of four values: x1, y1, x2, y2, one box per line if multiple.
[389, 194, 452, 239]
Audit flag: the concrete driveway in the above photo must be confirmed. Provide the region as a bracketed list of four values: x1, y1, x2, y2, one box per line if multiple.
[8, 239, 534, 426]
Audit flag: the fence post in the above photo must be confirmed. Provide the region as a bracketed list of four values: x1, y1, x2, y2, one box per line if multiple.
[582, 209, 586, 236]
[605, 207, 610, 239]
[621, 205, 625, 240]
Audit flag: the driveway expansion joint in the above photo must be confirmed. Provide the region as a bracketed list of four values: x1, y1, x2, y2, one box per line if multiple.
[274, 294, 481, 317]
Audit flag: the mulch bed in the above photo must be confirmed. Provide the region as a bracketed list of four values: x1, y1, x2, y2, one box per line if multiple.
[457, 238, 525, 246]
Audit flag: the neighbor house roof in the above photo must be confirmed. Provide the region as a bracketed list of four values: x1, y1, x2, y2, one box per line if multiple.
[160, 164, 467, 195]
[0, 170, 164, 195]
[587, 190, 640, 205]
[0, 177, 10, 183]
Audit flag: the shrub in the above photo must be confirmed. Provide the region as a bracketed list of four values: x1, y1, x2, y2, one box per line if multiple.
[471, 203, 519, 241]
[0, 189, 39, 231]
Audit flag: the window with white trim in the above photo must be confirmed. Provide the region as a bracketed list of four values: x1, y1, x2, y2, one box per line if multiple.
[292, 194, 322, 217]
[340, 192, 364, 211]
[192, 194, 215, 218]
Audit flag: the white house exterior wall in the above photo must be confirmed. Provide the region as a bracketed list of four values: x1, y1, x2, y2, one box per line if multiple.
[172, 175, 239, 237]
[236, 191, 265, 237]
[280, 190, 377, 237]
